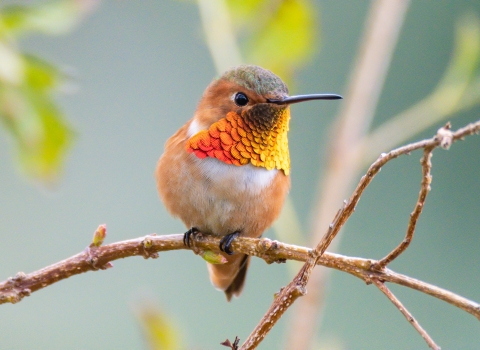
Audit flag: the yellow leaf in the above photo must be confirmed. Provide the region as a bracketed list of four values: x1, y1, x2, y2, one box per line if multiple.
[134, 299, 183, 350]
[244, 0, 317, 83]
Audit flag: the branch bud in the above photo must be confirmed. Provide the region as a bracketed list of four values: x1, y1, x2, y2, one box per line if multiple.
[201, 250, 227, 264]
[436, 122, 453, 149]
[91, 224, 107, 247]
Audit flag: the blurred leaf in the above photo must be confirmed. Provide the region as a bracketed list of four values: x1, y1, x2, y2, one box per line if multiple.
[0, 40, 24, 84]
[362, 12, 480, 163]
[0, 77, 74, 182]
[430, 12, 480, 113]
[134, 300, 182, 350]
[0, 0, 97, 37]
[0, 1, 96, 183]
[24, 54, 67, 92]
[227, 0, 317, 85]
[226, 0, 263, 22]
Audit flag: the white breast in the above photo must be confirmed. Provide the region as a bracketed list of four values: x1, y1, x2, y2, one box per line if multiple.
[194, 156, 278, 194]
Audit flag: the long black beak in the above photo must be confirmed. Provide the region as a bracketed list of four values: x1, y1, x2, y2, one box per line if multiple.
[267, 93, 343, 105]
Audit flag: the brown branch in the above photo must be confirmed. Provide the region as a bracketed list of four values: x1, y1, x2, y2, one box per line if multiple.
[239, 120, 480, 349]
[1, 120, 479, 349]
[374, 145, 434, 269]
[1, 231, 479, 320]
[372, 278, 440, 350]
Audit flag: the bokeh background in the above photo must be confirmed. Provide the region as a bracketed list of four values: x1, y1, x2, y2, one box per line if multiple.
[1, 1, 479, 349]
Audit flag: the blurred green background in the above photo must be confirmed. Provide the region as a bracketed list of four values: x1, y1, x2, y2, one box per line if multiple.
[1, 1, 479, 349]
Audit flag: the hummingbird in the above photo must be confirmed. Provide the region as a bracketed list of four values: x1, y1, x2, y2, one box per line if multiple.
[156, 65, 341, 301]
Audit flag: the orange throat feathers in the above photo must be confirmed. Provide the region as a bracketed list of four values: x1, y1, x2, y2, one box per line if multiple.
[185, 109, 291, 175]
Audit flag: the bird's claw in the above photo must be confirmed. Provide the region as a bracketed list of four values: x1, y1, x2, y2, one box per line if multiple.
[219, 232, 240, 255]
[184, 227, 199, 247]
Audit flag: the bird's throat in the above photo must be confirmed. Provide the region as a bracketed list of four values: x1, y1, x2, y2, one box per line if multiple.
[185, 110, 291, 175]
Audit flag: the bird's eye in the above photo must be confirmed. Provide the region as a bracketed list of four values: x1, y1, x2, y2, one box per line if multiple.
[234, 92, 249, 107]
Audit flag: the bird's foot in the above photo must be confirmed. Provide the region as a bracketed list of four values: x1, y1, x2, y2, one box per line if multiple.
[219, 231, 240, 255]
[183, 227, 199, 247]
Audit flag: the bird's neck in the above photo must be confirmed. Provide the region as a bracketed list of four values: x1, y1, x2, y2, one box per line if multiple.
[185, 110, 291, 175]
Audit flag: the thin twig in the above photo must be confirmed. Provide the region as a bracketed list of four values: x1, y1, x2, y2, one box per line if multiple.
[372, 278, 440, 350]
[239, 264, 310, 350]
[374, 145, 433, 269]
[239, 120, 480, 349]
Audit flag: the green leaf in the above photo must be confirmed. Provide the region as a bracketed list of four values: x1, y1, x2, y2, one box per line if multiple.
[24, 54, 67, 92]
[0, 80, 74, 183]
[0, 2, 87, 184]
[0, 51, 74, 183]
[0, 1, 95, 37]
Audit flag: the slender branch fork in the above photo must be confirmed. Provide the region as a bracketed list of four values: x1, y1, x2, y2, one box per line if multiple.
[239, 120, 480, 350]
[372, 279, 440, 350]
[1, 121, 479, 349]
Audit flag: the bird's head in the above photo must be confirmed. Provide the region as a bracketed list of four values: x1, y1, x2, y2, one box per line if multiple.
[186, 65, 341, 175]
